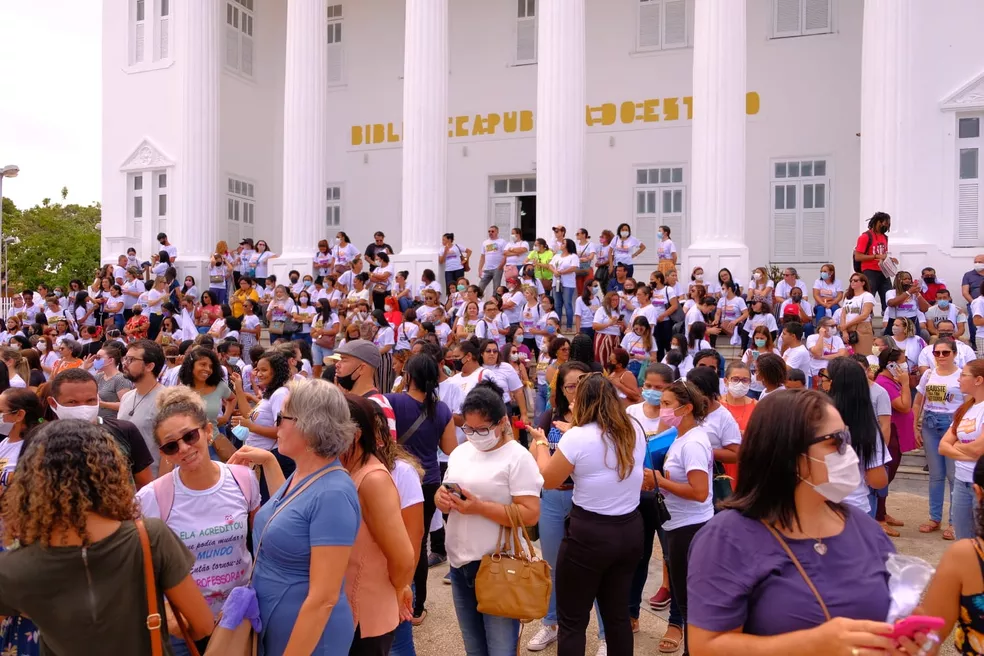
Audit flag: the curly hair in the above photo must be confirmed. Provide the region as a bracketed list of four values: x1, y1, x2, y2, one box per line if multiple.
[3, 420, 138, 546]
[178, 346, 223, 388]
[257, 350, 292, 399]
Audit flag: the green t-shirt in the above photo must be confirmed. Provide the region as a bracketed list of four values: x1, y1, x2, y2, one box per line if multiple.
[528, 250, 555, 280]
[0, 519, 195, 656]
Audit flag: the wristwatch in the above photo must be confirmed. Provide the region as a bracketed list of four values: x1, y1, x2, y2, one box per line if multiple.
[534, 439, 548, 448]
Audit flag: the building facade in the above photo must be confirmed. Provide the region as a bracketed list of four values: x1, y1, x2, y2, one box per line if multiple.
[102, 0, 984, 290]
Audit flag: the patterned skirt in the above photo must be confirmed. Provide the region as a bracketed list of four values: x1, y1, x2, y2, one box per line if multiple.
[0, 615, 39, 656]
[593, 333, 620, 366]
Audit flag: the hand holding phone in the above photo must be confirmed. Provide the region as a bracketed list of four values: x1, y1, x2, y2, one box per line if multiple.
[888, 615, 944, 642]
[443, 483, 467, 501]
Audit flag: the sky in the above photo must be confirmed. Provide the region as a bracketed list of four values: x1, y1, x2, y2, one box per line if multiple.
[0, 1, 102, 209]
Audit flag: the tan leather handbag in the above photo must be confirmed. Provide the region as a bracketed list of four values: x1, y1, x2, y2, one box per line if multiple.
[475, 504, 551, 622]
[136, 519, 200, 656]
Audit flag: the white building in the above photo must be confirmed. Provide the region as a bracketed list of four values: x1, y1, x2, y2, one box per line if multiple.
[102, 0, 984, 293]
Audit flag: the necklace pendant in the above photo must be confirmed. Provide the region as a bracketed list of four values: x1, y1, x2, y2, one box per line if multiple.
[813, 541, 827, 556]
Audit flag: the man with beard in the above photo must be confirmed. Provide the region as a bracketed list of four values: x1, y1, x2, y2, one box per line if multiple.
[331, 339, 396, 439]
[117, 339, 166, 475]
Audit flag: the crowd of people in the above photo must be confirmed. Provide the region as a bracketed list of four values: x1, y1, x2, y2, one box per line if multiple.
[0, 215, 981, 656]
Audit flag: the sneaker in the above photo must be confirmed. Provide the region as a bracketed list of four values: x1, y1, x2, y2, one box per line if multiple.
[427, 552, 447, 568]
[526, 625, 558, 652]
[649, 586, 671, 610]
[595, 642, 608, 656]
[442, 571, 451, 585]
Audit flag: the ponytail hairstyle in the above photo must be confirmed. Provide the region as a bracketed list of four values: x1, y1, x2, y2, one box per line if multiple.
[0, 388, 44, 451]
[664, 379, 710, 422]
[152, 386, 208, 442]
[461, 380, 509, 427]
[404, 353, 439, 418]
[953, 360, 984, 431]
[0, 348, 29, 386]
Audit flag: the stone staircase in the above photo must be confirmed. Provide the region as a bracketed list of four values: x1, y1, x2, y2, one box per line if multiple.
[898, 448, 928, 481]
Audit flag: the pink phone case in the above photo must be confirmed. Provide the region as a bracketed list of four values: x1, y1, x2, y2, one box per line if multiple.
[890, 616, 945, 641]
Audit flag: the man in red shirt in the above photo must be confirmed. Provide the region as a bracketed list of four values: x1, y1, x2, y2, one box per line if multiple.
[920, 267, 947, 306]
[853, 211, 893, 310]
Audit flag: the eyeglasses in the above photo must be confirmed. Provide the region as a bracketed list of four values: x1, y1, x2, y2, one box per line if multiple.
[275, 413, 297, 427]
[818, 370, 830, 380]
[807, 428, 852, 455]
[933, 350, 953, 357]
[159, 427, 203, 456]
[484, 349, 498, 355]
[462, 424, 495, 437]
[728, 377, 751, 385]
[122, 356, 144, 364]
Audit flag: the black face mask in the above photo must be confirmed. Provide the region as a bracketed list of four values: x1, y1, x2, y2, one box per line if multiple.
[447, 359, 464, 372]
[290, 277, 299, 284]
[924, 276, 936, 285]
[791, 296, 802, 303]
[335, 365, 360, 391]
[880, 224, 890, 234]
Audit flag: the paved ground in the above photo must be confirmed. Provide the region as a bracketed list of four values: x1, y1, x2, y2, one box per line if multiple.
[410, 489, 961, 655]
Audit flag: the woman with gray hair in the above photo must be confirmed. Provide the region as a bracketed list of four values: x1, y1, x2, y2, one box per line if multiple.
[231, 378, 363, 654]
[50, 339, 83, 378]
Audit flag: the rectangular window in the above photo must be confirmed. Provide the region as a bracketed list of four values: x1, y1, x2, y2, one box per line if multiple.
[133, 0, 146, 64]
[128, 172, 146, 241]
[770, 158, 830, 261]
[157, 0, 170, 60]
[326, 185, 342, 228]
[633, 166, 687, 263]
[226, 0, 254, 77]
[327, 5, 344, 84]
[637, 0, 690, 52]
[773, 0, 832, 39]
[227, 176, 256, 244]
[956, 112, 984, 246]
[516, 0, 537, 65]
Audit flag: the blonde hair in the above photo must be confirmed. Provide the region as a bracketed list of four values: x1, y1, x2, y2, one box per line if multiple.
[571, 374, 636, 480]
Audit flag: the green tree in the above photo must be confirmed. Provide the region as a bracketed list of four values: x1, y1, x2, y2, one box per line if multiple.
[1, 195, 101, 292]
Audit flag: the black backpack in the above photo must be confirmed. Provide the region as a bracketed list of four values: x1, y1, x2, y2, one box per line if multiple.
[853, 230, 874, 274]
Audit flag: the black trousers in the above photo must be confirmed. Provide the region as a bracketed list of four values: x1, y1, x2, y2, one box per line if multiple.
[862, 268, 891, 312]
[349, 625, 395, 655]
[628, 493, 659, 619]
[654, 320, 674, 363]
[414, 482, 440, 616]
[429, 462, 449, 556]
[665, 521, 708, 656]
[556, 504, 643, 656]
[372, 290, 388, 312]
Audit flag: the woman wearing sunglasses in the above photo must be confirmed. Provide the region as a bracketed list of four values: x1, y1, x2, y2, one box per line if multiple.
[138, 387, 260, 656]
[913, 337, 962, 541]
[686, 390, 939, 655]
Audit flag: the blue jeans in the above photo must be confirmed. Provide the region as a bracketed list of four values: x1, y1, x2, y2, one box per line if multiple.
[170, 636, 209, 656]
[540, 489, 604, 636]
[813, 303, 840, 326]
[389, 583, 417, 656]
[209, 287, 227, 305]
[952, 480, 978, 540]
[553, 285, 575, 330]
[923, 411, 956, 524]
[535, 382, 550, 419]
[399, 296, 414, 312]
[450, 560, 520, 656]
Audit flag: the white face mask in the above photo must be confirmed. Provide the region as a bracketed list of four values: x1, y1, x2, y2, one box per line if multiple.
[52, 401, 100, 423]
[466, 430, 500, 452]
[510, 352, 520, 362]
[620, 231, 630, 239]
[803, 448, 861, 503]
[511, 234, 520, 243]
[727, 381, 750, 398]
[976, 264, 984, 272]
[0, 420, 14, 436]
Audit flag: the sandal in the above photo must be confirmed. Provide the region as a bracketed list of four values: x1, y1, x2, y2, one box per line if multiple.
[411, 609, 427, 626]
[884, 514, 904, 527]
[943, 525, 956, 541]
[918, 520, 941, 534]
[880, 522, 901, 538]
[658, 625, 683, 654]
[630, 617, 640, 634]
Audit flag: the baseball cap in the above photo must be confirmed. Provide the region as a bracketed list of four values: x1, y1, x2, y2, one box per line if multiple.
[553, 225, 566, 232]
[783, 304, 801, 318]
[334, 340, 381, 370]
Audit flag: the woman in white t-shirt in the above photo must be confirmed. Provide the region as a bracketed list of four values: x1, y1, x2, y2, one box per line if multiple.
[805, 318, 848, 383]
[812, 263, 844, 325]
[621, 316, 656, 376]
[139, 387, 260, 650]
[840, 273, 876, 356]
[550, 239, 580, 331]
[654, 379, 713, 653]
[455, 301, 482, 342]
[0, 388, 44, 489]
[435, 381, 543, 656]
[888, 317, 926, 374]
[333, 231, 361, 274]
[250, 240, 279, 286]
[266, 285, 297, 340]
[884, 270, 930, 338]
[574, 283, 601, 340]
[314, 239, 335, 279]
[745, 267, 775, 305]
[503, 228, 530, 280]
[655, 225, 677, 275]
[612, 223, 646, 278]
[370, 252, 396, 312]
[938, 359, 984, 540]
[528, 373, 645, 654]
[478, 338, 527, 417]
[291, 292, 318, 344]
[475, 301, 510, 349]
[714, 282, 748, 343]
[684, 367, 742, 508]
[500, 278, 526, 327]
[592, 291, 624, 365]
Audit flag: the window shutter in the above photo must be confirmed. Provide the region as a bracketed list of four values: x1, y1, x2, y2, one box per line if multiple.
[663, 0, 688, 49]
[327, 44, 343, 83]
[226, 26, 239, 69]
[517, 17, 536, 63]
[774, 0, 802, 37]
[662, 186, 686, 250]
[800, 210, 827, 260]
[803, 0, 831, 34]
[771, 184, 797, 259]
[135, 23, 145, 63]
[228, 223, 240, 246]
[492, 199, 517, 234]
[957, 182, 980, 245]
[638, 1, 661, 50]
[635, 217, 658, 261]
[132, 219, 143, 240]
[159, 16, 169, 59]
[242, 35, 254, 76]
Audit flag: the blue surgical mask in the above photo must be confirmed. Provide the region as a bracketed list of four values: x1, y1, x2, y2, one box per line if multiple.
[303, 280, 312, 288]
[754, 338, 767, 348]
[642, 389, 662, 406]
[92, 358, 105, 371]
[231, 424, 249, 441]
[938, 300, 950, 310]
[820, 271, 830, 281]
[546, 325, 556, 335]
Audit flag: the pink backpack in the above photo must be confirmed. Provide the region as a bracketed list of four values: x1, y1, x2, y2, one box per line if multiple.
[152, 463, 256, 522]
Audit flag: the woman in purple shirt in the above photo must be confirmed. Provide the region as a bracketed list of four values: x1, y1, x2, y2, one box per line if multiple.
[687, 389, 901, 654]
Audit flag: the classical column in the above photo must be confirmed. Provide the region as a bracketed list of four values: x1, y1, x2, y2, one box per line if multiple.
[687, 0, 747, 277]
[400, 0, 448, 253]
[178, 0, 220, 267]
[859, 0, 912, 236]
[536, 0, 585, 239]
[280, 0, 328, 268]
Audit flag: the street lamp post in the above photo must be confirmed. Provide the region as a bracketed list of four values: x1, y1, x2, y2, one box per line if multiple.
[0, 165, 20, 297]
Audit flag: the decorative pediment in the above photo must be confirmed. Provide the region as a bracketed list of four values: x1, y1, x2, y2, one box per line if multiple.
[119, 138, 174, 172]
[941, 71, 984, 112]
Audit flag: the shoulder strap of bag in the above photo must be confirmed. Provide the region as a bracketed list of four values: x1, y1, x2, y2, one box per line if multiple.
[227, 463, 256, 510]
[248, 465, 344, 585]
[398, 410, 428, 446]
[760, 520, 831, 621]
[151, 471, 177, 524]
[136, 518, 165, 656]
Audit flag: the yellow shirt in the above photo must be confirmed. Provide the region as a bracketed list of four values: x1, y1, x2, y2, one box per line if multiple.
[232, 288, 259, 318]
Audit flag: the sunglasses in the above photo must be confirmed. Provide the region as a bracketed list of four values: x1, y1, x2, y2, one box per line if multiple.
[159, 427, 203, 456]
[275, 412, 297, 427]
[933, 350, 953, 357]
[807, 428, 852, 455]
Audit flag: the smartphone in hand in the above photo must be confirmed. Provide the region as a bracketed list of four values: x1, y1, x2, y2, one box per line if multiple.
[443, 483, 467, 501]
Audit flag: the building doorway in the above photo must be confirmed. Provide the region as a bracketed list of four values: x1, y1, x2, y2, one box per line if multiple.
[518, 195, 537, 242]
[490, 176, 536, 239]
